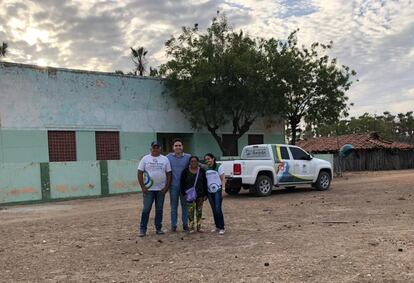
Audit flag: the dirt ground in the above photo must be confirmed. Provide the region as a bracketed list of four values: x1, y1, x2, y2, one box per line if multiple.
[1, 170, 413, 283]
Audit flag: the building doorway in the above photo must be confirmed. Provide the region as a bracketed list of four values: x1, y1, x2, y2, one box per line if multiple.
[156, 133, 194, 155]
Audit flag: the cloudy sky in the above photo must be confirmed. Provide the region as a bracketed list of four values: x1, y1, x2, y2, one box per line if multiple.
[0, 0, 413, 116]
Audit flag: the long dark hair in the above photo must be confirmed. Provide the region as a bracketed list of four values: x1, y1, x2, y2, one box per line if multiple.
[204, 153, 217, 169]
[188, 155, 200, 167]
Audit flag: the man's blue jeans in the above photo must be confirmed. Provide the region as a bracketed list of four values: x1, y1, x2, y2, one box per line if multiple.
[207, 190, 225, 230]
[169, 186, 188, 228]
[140, 191, 165, 233]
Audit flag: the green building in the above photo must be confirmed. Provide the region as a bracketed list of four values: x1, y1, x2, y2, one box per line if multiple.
[0, 62, 284, 204]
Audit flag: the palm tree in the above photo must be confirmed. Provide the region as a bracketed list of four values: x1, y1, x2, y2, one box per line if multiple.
[130, 46, 147, 76]
[0, 42, 8, 59]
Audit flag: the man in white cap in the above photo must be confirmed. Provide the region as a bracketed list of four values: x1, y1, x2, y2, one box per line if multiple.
[137, 141, 172, 237]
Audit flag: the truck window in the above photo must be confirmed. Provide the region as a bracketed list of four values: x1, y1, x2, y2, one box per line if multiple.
[290, 147, 309, 160]
[272, 145, 290, 161]
[279, 146, 290, 160]
[241, 146, 271, 159]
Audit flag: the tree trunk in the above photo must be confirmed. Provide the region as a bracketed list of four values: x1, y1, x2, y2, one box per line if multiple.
[289, 119, 299, 145]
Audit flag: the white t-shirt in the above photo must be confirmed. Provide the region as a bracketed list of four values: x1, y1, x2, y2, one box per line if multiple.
[205, 164, 225, 193]
[137, 154, 172, 191]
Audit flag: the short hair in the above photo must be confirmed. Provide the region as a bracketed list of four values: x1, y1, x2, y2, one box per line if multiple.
[172, 138, 183, 145]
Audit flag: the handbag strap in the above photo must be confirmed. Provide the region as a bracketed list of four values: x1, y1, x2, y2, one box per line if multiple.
[193, 168, 200, 187]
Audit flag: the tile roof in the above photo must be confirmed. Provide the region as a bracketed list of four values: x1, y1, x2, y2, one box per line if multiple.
[297, 133, 414, 153]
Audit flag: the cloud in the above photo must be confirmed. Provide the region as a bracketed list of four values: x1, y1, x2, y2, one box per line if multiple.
[0, 0, 413, 116]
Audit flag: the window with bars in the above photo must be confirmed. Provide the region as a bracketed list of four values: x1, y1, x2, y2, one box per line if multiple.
[48, 131, 77, 162]
[95, 131, 120, 160]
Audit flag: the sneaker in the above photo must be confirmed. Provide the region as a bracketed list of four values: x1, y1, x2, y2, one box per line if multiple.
[197, 228, 204, 233]
[138, 231, 146, 237]
[218, 229, 225, 235]
[156, 230, 165, 235]
[183, 225, 189, 232]
[211, 228, 219, 233]
[171, 226, 177, 232]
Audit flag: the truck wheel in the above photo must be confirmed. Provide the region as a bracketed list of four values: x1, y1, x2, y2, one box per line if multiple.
[225, 187, 241, 195]
[253, 175, 273, 197]
[313, 171, 331, 191]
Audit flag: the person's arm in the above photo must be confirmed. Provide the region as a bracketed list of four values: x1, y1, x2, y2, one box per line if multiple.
[163, 171, 172, 195]
[162, 158, 172, 195]
[219, 165, 226, 192]
[220, 174, 226, 191]
[137, 170, 148, 194]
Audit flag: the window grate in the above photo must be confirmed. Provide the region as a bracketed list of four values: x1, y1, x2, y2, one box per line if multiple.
[96, 131, 120, 160]
[48, 131, 77, 162]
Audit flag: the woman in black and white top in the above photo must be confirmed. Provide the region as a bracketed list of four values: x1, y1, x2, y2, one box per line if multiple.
[204, 153, 226, 235]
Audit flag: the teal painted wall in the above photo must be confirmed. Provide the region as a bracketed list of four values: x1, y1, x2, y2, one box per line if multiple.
[192, 133, 222, 158]
[76, 131, 96, 161]
[0, 163, 42, 203]
[264, 133, 286, 144]
[0, 130, 49, 163]
[237, 135, 249, 156]
[49, 161, 101, 199]
[107, 160, 140, 194]
[120, 132, 156, 160]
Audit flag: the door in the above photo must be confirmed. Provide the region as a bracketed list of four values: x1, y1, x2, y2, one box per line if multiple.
[289, 146, 314, 182]
[272, 145, 295, 184]
[156, 133, 193, 155]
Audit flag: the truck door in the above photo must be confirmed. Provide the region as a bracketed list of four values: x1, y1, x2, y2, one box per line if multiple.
[289, 146, 314, 182]
[272, 145, 295, 184]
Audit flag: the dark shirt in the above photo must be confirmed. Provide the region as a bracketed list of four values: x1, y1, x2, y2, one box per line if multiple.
[180, 167, 208, 199]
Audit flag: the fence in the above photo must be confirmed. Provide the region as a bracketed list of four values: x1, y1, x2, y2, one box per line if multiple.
[333, 149, 414, 172]
[0, 160, 140, 205]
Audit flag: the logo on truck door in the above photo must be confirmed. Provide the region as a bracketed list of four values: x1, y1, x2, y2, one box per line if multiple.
[274, 145, 312, 183]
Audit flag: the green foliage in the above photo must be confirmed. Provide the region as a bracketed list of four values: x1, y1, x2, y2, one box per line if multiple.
[0, 42, 7, 58]
[264, 30, 356, 144]
[312, 111, 414, 143]
[130, 46, 148, 76]
[160, 14, 281, 155]
[149, 67, 159, 77]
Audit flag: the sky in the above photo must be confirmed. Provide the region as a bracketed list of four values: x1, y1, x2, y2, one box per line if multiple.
[0, 0, 413, 117]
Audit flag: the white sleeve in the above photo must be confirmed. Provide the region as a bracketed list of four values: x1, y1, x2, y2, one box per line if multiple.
[137, 157, 146, 171]
[218, 164, 225, 176]
[165, 157, 172, 172]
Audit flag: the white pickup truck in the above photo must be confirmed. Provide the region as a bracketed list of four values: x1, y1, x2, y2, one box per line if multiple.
[220, 144, 333, 197]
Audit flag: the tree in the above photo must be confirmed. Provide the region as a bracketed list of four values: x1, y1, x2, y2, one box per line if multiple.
[130, 46, 147, 76]
[0, 42, 7, 59]
[396, 111, 414, 143]
[265, 30, 356, 144]
[310, 110, 414, 144]
[114, 70, 124, 75]
[160, 15, 281, 155]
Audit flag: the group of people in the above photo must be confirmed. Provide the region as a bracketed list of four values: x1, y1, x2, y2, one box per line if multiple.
[137, 138, 226, 237]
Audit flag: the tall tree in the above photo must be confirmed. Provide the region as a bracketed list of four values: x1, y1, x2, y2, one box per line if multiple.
[130, 46, 147, 76]
[265, 30, 356, 144]
[160, 15, 281, 155]
[0, 42, 7, 59]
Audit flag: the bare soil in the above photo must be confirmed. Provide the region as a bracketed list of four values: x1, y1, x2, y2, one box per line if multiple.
[1, 170, 414, 282]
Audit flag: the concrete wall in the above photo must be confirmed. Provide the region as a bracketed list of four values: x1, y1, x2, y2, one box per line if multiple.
[0, 62, 283, 134]
[0, 62, 284, 162]
[0, 162, 42, 203]
[0, 160, 141, 204]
